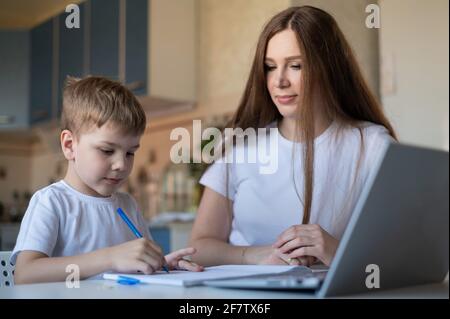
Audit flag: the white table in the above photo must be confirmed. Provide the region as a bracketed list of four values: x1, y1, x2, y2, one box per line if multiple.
[0, 279, 448, 299]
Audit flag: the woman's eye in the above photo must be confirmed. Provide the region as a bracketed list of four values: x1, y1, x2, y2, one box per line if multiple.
[291, 64, 302, 70]
[126, 152, 135, 157]
[265, 65, 276, 72]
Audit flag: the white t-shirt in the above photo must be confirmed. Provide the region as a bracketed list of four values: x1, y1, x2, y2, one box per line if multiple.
[11, 180, 151, 265]
[199, 121, 394, 245]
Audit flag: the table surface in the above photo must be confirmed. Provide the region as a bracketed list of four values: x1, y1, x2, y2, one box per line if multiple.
[0, 279, 448, 299]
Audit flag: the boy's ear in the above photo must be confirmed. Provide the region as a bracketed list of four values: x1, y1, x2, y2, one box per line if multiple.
[61, 129, 76, 160]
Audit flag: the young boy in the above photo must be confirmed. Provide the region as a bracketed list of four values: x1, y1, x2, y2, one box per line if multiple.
[11, 76, 203, 284]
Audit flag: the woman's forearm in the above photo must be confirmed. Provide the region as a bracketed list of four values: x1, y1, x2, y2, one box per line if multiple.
[189, 238, 271, 266]
[189, 238, 245, 266]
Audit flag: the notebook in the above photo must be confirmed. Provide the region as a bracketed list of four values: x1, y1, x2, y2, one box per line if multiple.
[103, 265, 306, 287]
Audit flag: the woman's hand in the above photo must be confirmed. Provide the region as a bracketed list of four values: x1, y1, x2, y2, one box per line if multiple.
[253, 246, 301, 265]
[165, 247, 204, 272]
[273, 224, 339, 266]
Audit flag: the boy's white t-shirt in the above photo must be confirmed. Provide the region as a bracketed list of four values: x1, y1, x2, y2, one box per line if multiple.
[199, 121, 394, 245]
[11, 180, 151, 265]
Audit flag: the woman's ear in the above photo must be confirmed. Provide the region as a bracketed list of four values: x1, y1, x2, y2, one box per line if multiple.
[61, 129, 76, 160]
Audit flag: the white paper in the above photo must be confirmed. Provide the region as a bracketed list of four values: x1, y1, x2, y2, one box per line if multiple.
[103, 265, 300, 287]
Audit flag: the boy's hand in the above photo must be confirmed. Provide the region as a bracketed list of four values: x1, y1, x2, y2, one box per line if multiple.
[165, 247, 204, 272]
[108, 238, 166, 274]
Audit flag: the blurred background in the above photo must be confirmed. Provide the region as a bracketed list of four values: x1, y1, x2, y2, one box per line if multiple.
[0, 0, 448, 252]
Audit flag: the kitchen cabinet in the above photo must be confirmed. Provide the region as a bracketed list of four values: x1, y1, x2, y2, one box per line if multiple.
[150, 222, 193, 255]
[57, 2, 87, 117]
[125, 0, 148, 96]
[150, 227, 171, 255]
[1, 0, 196, 131]
[30, 19, 54, 125]
[1, 18, 57, 129]
[90, 0, 120, 81]
[0, 31, 30, 129]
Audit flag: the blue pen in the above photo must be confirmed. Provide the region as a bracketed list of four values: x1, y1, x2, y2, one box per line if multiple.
[116, 207, 170, 273]
[117, 275, 140, 285]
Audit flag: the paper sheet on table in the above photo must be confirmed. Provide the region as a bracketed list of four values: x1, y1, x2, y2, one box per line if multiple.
[103, 265, 301, 287]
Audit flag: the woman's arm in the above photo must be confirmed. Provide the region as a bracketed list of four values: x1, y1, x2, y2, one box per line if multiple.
[189, 187, 292, 266]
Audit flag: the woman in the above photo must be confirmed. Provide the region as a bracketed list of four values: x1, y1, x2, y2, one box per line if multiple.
[189, 6, 396, 267]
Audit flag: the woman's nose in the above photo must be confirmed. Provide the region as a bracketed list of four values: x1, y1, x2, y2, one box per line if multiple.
[275, 70, 289, 88]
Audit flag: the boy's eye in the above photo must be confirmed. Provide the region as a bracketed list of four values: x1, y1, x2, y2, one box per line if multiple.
[126, 152, 135, 157]
[101, 149, 114, 155]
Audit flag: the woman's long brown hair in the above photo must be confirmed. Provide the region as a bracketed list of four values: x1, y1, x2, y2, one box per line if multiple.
[224, 6, 396, 224]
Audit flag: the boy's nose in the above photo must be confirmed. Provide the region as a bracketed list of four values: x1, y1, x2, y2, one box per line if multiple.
[112, 157, 126, 171]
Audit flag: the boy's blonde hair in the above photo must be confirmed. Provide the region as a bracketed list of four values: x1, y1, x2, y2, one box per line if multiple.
[61, 76, 147, 136]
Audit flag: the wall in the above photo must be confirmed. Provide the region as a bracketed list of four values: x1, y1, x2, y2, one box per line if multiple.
[149, 0, 197, 102]
[0, 154, 31, 206]
[292, 0, 380, 97]
[29, 150, 66, 193]
[198, 0, 291, 103]
[144, 0, 291, 129]
[379, 0, 449, 150]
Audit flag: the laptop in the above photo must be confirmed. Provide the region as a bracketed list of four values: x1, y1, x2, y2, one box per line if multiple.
[204, 142, 449, 297]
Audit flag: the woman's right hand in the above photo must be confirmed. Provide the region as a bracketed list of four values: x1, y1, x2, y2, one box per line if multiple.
[249, 245, 316, 266]
[244, 246, 297, 265]
[107, 238, 166, 274]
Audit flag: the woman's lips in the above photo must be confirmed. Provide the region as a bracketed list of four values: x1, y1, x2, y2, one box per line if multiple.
[276, 95, 297, 105]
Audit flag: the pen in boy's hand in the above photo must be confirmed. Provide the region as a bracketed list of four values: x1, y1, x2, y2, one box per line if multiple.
[116, 207, 170, 273]
[162, 259, 170, 273]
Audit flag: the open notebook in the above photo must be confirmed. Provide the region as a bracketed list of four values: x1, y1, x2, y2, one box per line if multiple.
[103, 265, 305, 287]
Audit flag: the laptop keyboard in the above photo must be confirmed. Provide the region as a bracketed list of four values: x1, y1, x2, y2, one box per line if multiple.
[246, 267, 327, 286]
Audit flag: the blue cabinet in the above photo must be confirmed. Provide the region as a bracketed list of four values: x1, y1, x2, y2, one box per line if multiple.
[1, 0, 149, 131]
[0, 31, 30, 129]
[30, 19, 54, 125]
[90, 0, 120, 81]
[58, 3, 87, 117]
[150, 227, 171, 255]
[125, 0, 148, 95]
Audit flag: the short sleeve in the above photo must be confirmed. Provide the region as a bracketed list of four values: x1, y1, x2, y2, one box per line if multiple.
[199, 159, 236, 200]
[363, 125, 396, 181]
[10, 191, 59, 265]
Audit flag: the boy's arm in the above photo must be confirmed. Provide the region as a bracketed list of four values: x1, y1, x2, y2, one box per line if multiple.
[14, 248, 113, 284]
[14, 238, 167, 284]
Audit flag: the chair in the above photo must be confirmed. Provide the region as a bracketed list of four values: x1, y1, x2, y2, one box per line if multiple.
[0, 251, 14, 287]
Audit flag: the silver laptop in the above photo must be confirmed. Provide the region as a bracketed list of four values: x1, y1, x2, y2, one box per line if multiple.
[205, 142, 449, 297]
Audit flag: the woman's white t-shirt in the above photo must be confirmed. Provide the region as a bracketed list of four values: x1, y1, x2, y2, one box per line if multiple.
[199, 121, 394, 246]
[11, 180, 151, 265]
